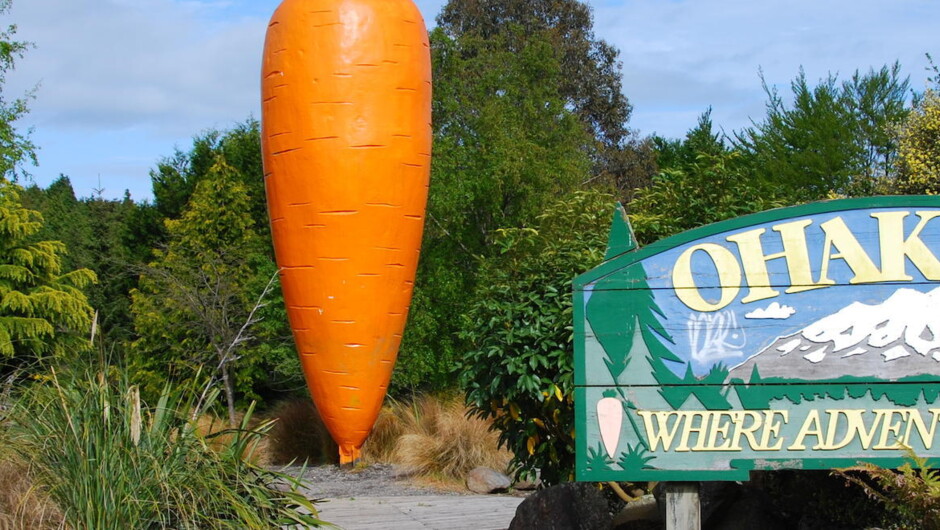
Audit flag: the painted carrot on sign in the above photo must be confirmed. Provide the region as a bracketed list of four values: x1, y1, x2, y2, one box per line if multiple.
[597, 393, 623, 457]
[260, 0, 432, 464]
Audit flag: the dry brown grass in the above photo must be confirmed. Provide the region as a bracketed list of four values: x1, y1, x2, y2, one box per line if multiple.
[264, 398, 338, 466]
[0, 456, 64, 530]
[191, 412, 272, 466]
[260, 394, 509, 485]
[362, 394, 511, 481]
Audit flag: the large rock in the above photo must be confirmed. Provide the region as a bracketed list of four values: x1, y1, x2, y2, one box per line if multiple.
[466, 467, 511, 494]
[510, 482, 611, 530]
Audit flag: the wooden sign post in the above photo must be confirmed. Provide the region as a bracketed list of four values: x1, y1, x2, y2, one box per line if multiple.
[575, 197, 940, 525]
[664, 482, 700, 529]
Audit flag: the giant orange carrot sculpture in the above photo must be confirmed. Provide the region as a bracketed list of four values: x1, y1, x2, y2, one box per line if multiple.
[260, 0, 431, 464]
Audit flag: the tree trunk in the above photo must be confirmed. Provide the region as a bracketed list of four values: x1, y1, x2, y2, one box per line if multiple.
[221, 361, 237, 426]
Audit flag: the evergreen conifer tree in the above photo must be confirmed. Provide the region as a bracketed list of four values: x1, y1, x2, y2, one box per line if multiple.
[0, 178, 95, 364]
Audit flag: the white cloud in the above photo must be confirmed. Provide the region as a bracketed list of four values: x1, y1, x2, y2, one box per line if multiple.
[745, 302, 796, 320]
[5, 0, 271, 198]
[8, 0, 265, 135]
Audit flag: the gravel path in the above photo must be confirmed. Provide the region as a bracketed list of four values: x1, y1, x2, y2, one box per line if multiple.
[281, 464, 471, 499]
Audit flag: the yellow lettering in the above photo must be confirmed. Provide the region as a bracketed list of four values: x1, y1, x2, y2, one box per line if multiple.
[874, 409, 906, 450]
[676, 412, 711, 452]
[822, 409, 857, 450]
[757, 410, 788, 451]
[673, 244, 741, 312]
[730, 411, 763, 450]
[845, 409, 881, 450]
[789, 410, 825, 450]
[904, 409, 940, 449]
[726, 219, 826, 303]
[638, 411, 682, 452]
[705, 412, 735, 451]
[872, 211, 940, 281]
[818, 217, 882, 284]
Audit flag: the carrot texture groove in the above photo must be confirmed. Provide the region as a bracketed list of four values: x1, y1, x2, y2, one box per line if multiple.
[261, 0, 432, 464]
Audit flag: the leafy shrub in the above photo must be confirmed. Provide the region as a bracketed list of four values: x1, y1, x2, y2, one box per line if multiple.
[629, 150, 784, 245]
[458, 190, 612, 485]
[4, 363, 325, 529]
[895, 89, 940, 194]
[836, 452, 940, 529]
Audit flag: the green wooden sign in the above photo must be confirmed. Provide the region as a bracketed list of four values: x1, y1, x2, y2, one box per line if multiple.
[575, 197, 940, 481]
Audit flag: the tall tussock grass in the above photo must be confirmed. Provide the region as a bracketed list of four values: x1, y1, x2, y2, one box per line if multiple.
[268, 394, 510, 485]
[363, 394, 511, 480]
[1, 363, 326, 529]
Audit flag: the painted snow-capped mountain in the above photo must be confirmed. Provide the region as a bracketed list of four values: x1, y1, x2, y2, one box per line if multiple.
[729, 286, 940, 381]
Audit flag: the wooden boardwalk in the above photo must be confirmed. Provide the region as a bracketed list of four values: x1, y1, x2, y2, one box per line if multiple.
[314, 495, 524, 530]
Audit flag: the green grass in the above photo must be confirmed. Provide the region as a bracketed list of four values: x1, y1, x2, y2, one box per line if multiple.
[3, 362, 328, 529]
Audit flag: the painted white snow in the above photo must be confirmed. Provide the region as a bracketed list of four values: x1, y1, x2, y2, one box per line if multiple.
[841, 347, 868, 358]
[776, 338, 802, 355]
[882, 345, 911, 362]
[802, 286, 940, 357]
[803, 347, 828, 363]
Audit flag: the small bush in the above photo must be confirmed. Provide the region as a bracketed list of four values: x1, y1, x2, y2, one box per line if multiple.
[363, 395, 511, 480]
[4, 364, 326, 529]
[265, 394, 511, 485]
[361, 400, 407, 464]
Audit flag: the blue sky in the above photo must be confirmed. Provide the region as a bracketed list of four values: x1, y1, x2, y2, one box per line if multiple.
[5, 0, 936, 201]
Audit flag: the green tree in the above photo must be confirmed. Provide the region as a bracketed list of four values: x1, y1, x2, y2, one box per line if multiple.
[735, 65, 910, 200]
[130, 160, 271, 422]
[135, 121, 300, 404]
[459, 190, 612, 485]
[429, 28, 592, 251]
[633, 113, 785, 244]
[20, 177, 92, 272]
[82, 193, 140, 345]
[0, 178, 96, 365]
[436, 0, 639, 186]
[895, 89, 940, 194]
[395, 27, 592, 392]
[844, 63, 911, 179]
[150, 120, 268, 238]
[0, 0, 34, 180]
[21, 179, 148, 345]
[653, 108, 727, 170]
